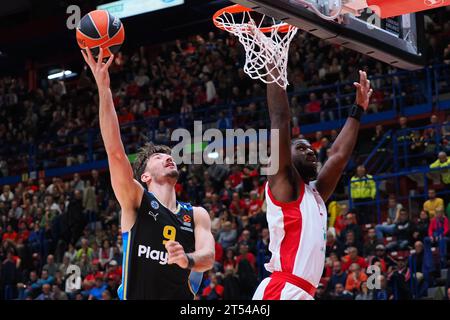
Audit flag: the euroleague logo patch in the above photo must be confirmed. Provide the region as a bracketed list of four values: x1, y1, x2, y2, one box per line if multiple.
[183, 215, 192, 223]
[424, 0, 443, 6]
[151, 200, 159, 210]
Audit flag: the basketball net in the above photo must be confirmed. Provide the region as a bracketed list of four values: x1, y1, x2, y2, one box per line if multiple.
[214, 6, 298, 89]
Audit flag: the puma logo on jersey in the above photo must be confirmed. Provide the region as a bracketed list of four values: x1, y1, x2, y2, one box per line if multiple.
[148, 210, 159, 221]
[137, 245, 168, 265]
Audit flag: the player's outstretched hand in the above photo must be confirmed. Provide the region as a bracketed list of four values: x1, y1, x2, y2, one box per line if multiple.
[165, 240, 189, 269]
[353, 70, 373, 111]
[81, 47, 114, 90]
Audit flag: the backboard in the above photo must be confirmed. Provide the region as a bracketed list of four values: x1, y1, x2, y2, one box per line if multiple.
[228, 0, 426, 70]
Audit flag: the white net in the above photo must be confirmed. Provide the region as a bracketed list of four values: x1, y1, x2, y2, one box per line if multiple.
[215, 9, 298, 89]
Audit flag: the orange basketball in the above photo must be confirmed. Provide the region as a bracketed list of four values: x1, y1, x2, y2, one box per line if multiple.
[76, 10, 125, 58]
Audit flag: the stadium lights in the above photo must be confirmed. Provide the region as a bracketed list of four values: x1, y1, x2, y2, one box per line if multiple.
[47, 70, 77, 80]
[207, 152, 219, 159]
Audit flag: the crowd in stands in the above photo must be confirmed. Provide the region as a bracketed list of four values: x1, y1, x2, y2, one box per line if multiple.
[0, 8, 450, 301]
[0, 8, 449, 177]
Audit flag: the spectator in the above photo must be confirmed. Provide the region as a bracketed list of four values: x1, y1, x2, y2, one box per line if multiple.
[35, 283, 53, 300]
[386, 195, 403, 224]
[326, 229, 344, 258]
[350, 165, 376, 224]
[413, 210, 430, 242]
[345, 263, 368, 294]
[1, 250, 19, 299]
[155, 120, 170, 144]
[236, 245, 258, 299]
[255, 228, 271, 281]
[315, 283, 331, 300]
[51, 284, 68, 300]
[201, 273, 224, 300]
[236, 243, 256, 272]
[43, 254, 59, 277]
[342, 230, 363, 255]
[99, 240, 114, 269]
[373, 275, 393, 300]
[429, 151, 450, 190]
[17, 270, 39, 300]
[31, 269, 54, 291]
[424, 207, 449, 268]
[339, 213, 363, 246]
[423, 189, 445, 218]
[76, 238, 94, 262]
[2, 225, 17, 243]
[218, 222, 237, 251]
[64, 243, 77, 263]
[355, 281, 373, 300]
[216, 112, 232, 131]
[0, 185, 14, 203]
[341, 247, 367, 271]
[363, 228, 381, 257]
[305, 93, 321, 122]
[87, 276, 107, 300]
[331, 283, 353, 300]
[390, 256, 412, 300]
[328, 261, 347, 291]
[410, 241, 430, 297]
[311, 131, 323, 152]
[375, 208, 414, 251]
[409, 130, 426, 166]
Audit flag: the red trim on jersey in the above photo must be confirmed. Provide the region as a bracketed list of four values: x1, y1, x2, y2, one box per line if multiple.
[262, 278, 283, 300]
[279, 204, 302, 273]
[272, 272, 316, 297]
[266, 180, 305, 208]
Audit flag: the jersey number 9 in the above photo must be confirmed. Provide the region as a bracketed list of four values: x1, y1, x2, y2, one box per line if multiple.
[162, 225, 176, 245]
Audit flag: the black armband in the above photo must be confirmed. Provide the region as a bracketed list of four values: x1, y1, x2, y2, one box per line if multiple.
[348, 104, 365, 121]
[186, 253, 195, 269]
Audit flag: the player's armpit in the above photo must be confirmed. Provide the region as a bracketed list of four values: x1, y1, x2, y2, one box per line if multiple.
[107, 152, 144, 231]
[191, 206, 215, 272]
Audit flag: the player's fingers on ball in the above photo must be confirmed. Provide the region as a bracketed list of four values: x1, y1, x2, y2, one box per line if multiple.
[81, 50, 88, 63]
[86, 47, 94, 63]
[104, 54, 114, 69]
[97, 47, 104, 67]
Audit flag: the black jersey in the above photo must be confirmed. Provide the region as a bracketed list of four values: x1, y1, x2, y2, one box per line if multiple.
[118, 190, 201, 300]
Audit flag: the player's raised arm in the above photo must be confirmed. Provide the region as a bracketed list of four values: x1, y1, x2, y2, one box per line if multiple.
[81, 48, 143, 231]
[266, 79, 302, 203]
[315, 70, 373, 202]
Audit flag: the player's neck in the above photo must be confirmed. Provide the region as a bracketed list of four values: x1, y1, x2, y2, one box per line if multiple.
[148, 182, 177, 213]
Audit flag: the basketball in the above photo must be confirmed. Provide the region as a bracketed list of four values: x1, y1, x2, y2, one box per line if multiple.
[76, 10, 125, 58]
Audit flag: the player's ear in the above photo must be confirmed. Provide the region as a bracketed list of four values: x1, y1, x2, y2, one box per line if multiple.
[141, 172, 151, 184]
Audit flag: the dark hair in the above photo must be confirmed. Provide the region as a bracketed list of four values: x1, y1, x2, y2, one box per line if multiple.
[132, 142, 172, 184]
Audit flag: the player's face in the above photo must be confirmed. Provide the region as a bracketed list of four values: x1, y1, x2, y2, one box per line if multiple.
[291, 139, 318, 182]
[147, 153, 179, 181]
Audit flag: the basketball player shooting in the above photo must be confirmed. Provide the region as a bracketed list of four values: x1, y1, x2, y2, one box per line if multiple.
[253, 67, 373, 300]
[81, 47, 215, 300]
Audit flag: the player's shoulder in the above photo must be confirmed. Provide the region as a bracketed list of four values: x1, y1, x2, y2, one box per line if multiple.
[191, 206, 210, 222]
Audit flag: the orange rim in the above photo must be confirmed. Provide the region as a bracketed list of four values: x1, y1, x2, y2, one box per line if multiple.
[213, 4, 293, 34]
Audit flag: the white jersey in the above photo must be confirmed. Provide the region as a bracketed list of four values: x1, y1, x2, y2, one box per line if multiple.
[264, 180, 327, 287]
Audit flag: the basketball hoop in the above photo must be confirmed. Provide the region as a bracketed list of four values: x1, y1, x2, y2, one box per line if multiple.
[213, 4, 298, 89]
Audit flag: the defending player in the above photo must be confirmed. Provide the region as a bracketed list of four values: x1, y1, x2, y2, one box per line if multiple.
[253, 69, 373, 300]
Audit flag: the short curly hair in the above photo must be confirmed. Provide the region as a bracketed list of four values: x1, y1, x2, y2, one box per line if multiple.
[133, 142, 172, 183]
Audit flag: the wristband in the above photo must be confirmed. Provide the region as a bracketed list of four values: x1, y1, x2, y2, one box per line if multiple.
[186, 253, 195, 269]
[349, 104, 364, 121]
